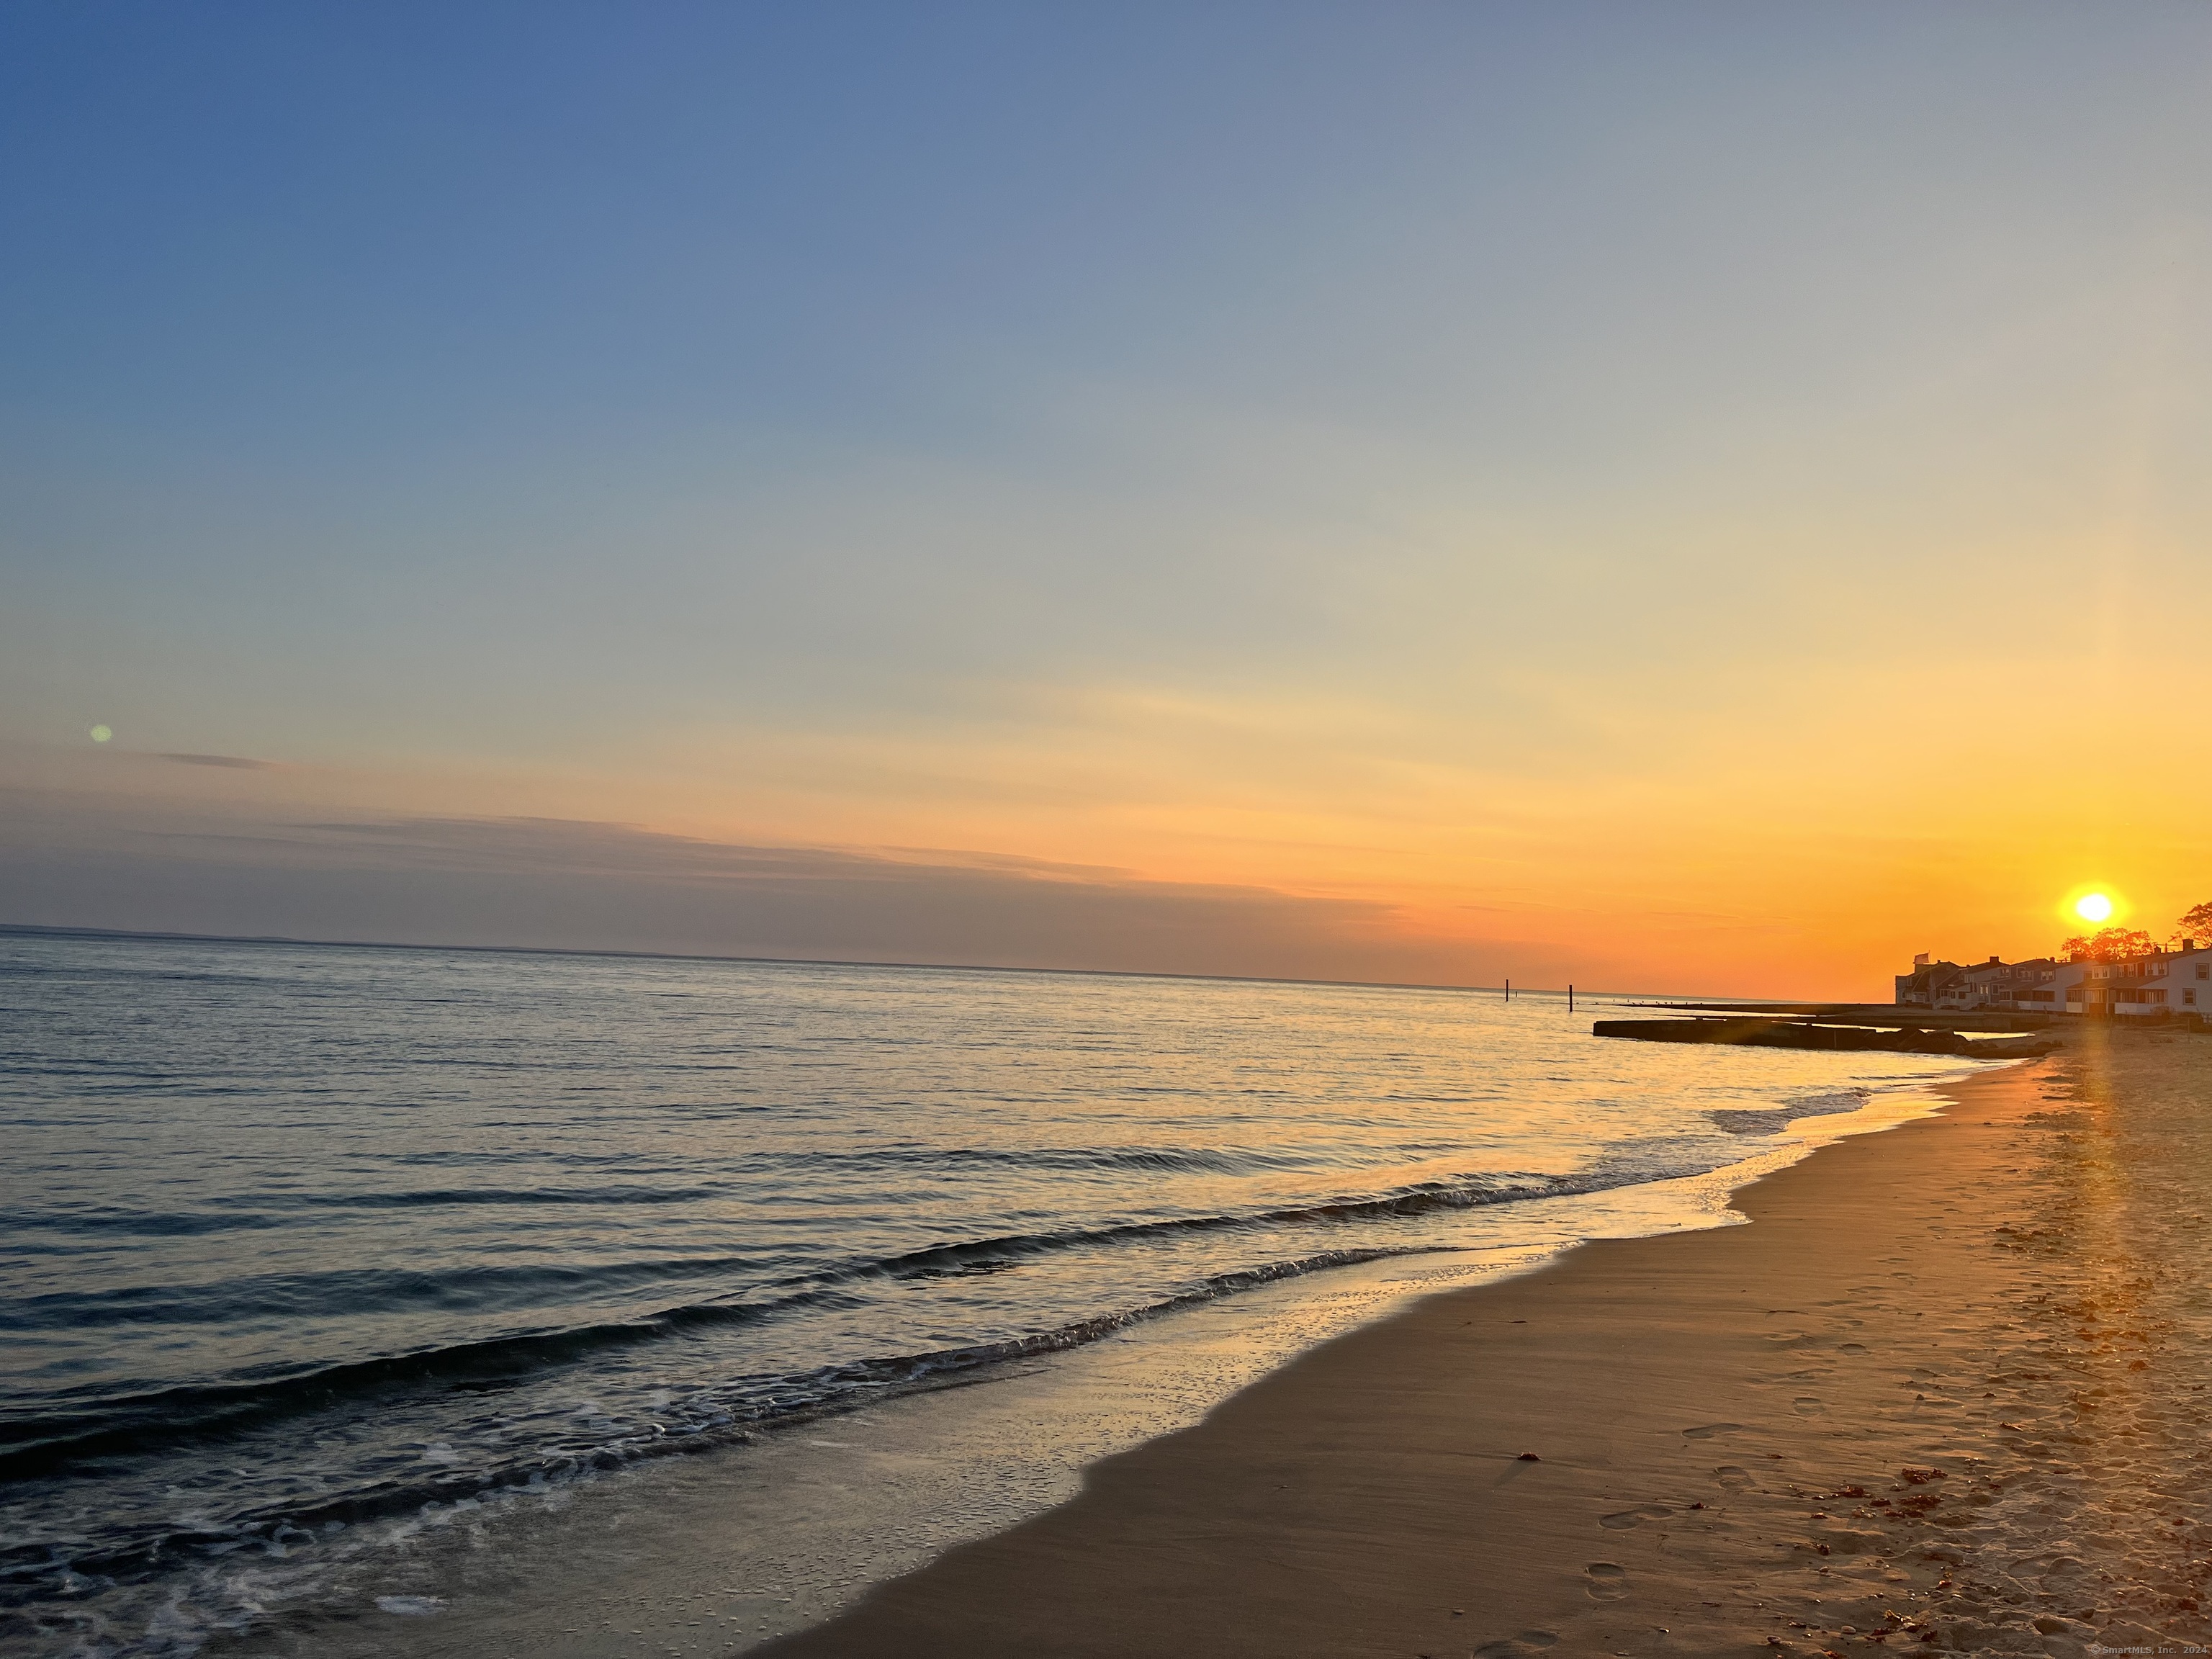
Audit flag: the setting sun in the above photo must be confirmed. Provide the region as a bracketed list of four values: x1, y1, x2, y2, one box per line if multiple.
[2074, 892, 2115, 924]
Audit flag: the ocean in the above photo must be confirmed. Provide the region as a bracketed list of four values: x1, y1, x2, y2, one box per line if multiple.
[0, 930, 1983, 1656]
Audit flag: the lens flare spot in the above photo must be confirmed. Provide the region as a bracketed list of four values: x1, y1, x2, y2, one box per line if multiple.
[89, 724, 113, 744]
[2074, 892, 2113, 924]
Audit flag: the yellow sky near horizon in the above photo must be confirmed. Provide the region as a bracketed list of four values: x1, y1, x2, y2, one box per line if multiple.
[12, 629, 2205, 1002]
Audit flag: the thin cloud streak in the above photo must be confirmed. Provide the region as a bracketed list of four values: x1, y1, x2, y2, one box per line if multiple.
[0, 804, 1611, 989]
[156, 752, 281, 770]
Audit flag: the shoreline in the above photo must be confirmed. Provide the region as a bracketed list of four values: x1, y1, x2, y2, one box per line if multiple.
[193, 1072, 1964, 1659]
[753, 1035, 2211, 1657]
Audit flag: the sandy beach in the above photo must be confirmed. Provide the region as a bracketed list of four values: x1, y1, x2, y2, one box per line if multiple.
[757, 1030, 2212, 1658]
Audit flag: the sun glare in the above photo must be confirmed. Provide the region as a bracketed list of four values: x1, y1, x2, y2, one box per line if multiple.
[2074, 892, 2113, 924]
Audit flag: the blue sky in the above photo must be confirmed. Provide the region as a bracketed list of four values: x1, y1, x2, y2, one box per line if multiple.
[6, 4, 2212, 992]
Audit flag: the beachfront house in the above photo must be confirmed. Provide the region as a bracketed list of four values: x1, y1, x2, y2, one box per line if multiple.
[1894, 956, 1960, 1007]
[1899, 943, 2209, 1017]
[1894, 954, 2058, 1011]
[2046, 942, 2208, 1017]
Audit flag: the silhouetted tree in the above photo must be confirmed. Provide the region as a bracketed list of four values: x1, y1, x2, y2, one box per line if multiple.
[2175, 900, 2212, 946]
[2062, 927, 2157, 963]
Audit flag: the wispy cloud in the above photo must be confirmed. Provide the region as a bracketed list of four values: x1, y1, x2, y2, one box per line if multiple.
[0, 805, 1595, 988]
[156, 752, 279, 770]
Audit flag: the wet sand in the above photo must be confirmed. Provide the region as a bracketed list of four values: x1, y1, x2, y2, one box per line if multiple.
[758, 1030, 2212, 1657]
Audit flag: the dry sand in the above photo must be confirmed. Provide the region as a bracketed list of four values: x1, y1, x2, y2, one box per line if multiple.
[759, 1029, 2212, 1658]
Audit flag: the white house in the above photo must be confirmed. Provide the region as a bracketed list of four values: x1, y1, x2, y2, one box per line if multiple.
[1898, 943, 2208, 1017]
[2038, 943, 2211, 1017]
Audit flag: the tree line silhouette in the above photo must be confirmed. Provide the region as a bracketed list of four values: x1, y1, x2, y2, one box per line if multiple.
[2062, 899, 2212, 963]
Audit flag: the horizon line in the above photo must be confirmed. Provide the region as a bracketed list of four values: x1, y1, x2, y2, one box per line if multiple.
[0, 919, 1768, 1004]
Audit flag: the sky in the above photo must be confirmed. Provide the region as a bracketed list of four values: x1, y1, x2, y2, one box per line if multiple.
[6, 2, 2212, 998]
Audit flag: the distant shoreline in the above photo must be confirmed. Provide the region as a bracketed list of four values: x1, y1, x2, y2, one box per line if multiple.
[0, 917, 1727, 1004]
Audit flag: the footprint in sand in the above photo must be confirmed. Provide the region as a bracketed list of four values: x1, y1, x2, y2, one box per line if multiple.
[1584, 1564, 1629, 1602]
[2039, 1556, 2090, 1593]
[1600, 1505, 1670, 1529]
[1793, 1395, 1826, 1416]
[1474, 1631, 1560, 1656]
[1714, 1465, 1753, 1489]
[1839, 1342, 1869, 1355]
[1681, 1424, 1743, 1439]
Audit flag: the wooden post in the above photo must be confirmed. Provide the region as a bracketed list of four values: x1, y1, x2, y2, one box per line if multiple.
[1569, 984, 1575, 1014]
[1505, 978, 1511, 1002]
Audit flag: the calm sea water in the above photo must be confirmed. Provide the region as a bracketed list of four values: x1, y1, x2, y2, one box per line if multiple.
[0, 930, 1980, 1655]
